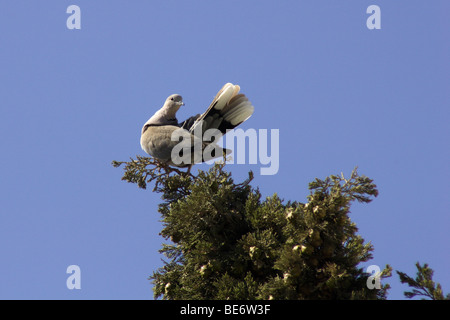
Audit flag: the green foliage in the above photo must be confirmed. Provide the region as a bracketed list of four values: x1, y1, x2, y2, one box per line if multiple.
[396, 262, 449, 300]
[113, 157, 393, 299]
[112, 156, 188, 190]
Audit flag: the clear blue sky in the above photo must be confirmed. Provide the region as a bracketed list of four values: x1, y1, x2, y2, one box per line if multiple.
[0, 1, 448, 299]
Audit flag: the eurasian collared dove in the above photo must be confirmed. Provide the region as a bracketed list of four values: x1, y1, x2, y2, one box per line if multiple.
[140, 83, 254, 170]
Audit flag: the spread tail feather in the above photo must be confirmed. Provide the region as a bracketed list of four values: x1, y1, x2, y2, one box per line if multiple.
[190, 83, 254, 135]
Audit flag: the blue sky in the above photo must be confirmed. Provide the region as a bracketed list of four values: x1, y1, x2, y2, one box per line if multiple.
[0, 1, 448, 299]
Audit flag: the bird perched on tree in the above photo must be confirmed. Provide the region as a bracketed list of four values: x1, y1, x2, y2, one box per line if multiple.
[140, 83, 254, 172]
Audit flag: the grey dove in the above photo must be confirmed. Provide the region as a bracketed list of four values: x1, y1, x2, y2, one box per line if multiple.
[140, 83, 254, 171]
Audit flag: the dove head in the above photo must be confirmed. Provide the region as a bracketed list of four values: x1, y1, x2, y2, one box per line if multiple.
[165, 94, 184, 110]
[161, 94, 184, 119]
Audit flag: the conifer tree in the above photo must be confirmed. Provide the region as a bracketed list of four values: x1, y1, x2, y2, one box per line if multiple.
[113, 157, 393, 299]
[397, 263, 449, 300]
